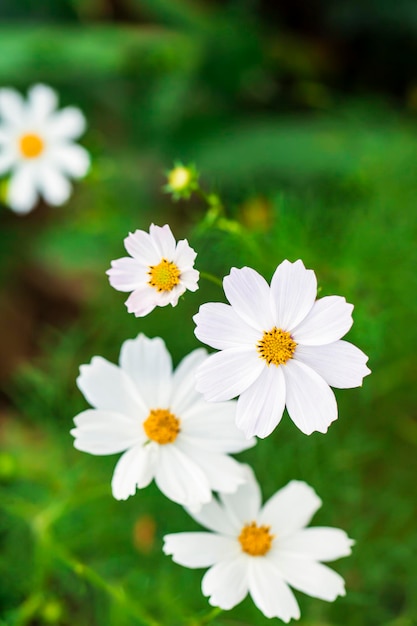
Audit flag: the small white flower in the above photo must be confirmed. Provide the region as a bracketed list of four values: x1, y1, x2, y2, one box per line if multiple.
[0, 84, 89, 214]
[194, 260, 371, 438]
[71, 334, 255, 509]
[106, 224, 200, 317]
[164, 466, 353, 622]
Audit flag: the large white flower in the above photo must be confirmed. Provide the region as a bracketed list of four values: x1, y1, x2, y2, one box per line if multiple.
[107, 224, 199, 317]
[0, 84, 89, 214]
[71, 334, 255, 509]
[164, 466, 353, 623]
[194, 260, 371, 438]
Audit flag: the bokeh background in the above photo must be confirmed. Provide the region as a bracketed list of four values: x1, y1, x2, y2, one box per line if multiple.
[1, 1, 417, 625]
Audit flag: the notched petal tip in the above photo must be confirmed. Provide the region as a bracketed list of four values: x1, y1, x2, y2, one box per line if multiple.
[302, 418, 333, 436]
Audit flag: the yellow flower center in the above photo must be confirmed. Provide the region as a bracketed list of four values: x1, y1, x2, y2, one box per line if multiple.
[143, 409, 180, 444]
[257, 327, 297, 366]
[148, 259, 181, 292]
[238, 522, 274, 556]
[168, 166, 191, 191]
[19, 133, 44, 159]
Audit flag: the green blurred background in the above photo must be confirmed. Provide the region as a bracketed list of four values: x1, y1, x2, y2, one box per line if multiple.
[1, 1, 416, 625]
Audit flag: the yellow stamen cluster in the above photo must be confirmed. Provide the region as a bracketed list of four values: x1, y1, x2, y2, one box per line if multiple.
[238, 522, 274, 556]
[143, 409, 180, 444]
[257, 327, 297, 366]
[19, 133, 44, 159]
[148, 259, 181, 292]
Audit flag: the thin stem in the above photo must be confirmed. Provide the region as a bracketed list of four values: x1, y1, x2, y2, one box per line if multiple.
[50, 540, 162, 626]
[199, 606, 223, 624]
[8, 592, 44, 626]
[195, 187, 222, 210]
[199, 271, 223, 288]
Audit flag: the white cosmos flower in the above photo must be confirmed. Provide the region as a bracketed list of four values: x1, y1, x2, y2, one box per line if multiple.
[164, 466, 353, 623]
[71, 334, 255, 510]
[106, 224, 200, 317]
[0, 84, 89, 214]
[194, 260, 371, 439]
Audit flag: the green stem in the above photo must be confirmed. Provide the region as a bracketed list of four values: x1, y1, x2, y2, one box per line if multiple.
[8, 592, 44, 626]
[1, 493, 161, 626]
[50, 540, 162, 626]
[199, 606, 223, 624]
[199, 271, 223, 288]
[195, 188, 222, 209]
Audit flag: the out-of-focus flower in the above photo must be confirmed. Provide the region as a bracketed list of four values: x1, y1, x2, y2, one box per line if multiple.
[194, 260, 370, 438]
[0, 84, 89, 214]
[71, 334, 255, 510]
[164, 466, 353, 622]
[107, 224, 199, 317]
[163, 162, 199, 200]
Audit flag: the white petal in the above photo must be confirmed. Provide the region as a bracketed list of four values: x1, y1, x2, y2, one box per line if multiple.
[71, 409, 144, 455]
[292, 296, 353, 345]
[202, 556, 249, 610]
[284, 359, 338, 435]
[48, 106, 86, 139]
[195, 348, 264, 402]
[177, 441, 247, 494]
[7, 164, 38, 214]
[0, 148, 16, 174]
[280, 527, 354, 562]
[236, 365, 286, 439]
[0, 88, 25, 126]
[273, 555, 346, 601]
[124, 229, 160, 264]
[149, 223, 176, 259]
[163, 532, 238, 568]
[0, 126, 11, 144]
[219, 465, 262, 527]
[194, 302, 260, 351]
[107, 257, 147, 292]
[111, 443, 157, 500]
[173, 238, 197, 268]
[170, 348, 207, 415]
[37, 164, 72, 206]
[187, 497, 238, 535]
[260, 480, 321, 537]
[180, 267, 199, 291]
[158, 283, 185, 307]
[49, 143, 90, 178]
[295, 340, 371, 389]
[155, 445, 212, 508]
[124, 285, 159, 317]
[77, 356, 145, 420]
[223, 267, 274, 331]
[28, 84, 58, 121]
[119, 334, 173, 411]
[270, 259, 317, 331]
[180, 402, 255, 453]
[248, 558, 300, 622]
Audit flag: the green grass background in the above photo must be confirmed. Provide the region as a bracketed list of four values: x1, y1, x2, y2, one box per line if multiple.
[0, 1, 416, 625]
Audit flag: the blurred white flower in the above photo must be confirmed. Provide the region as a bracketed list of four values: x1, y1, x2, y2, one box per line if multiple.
[71, 334, 255, 509]
[194, 260, 371, 438]
[164, 466, 353, 622]
[0, 84, 90, 214]
[107, 224, 199, 317]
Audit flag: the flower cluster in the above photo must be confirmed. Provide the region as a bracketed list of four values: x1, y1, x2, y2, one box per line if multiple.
[0, 82, 370, 622]
[71, 217, 370, 621]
